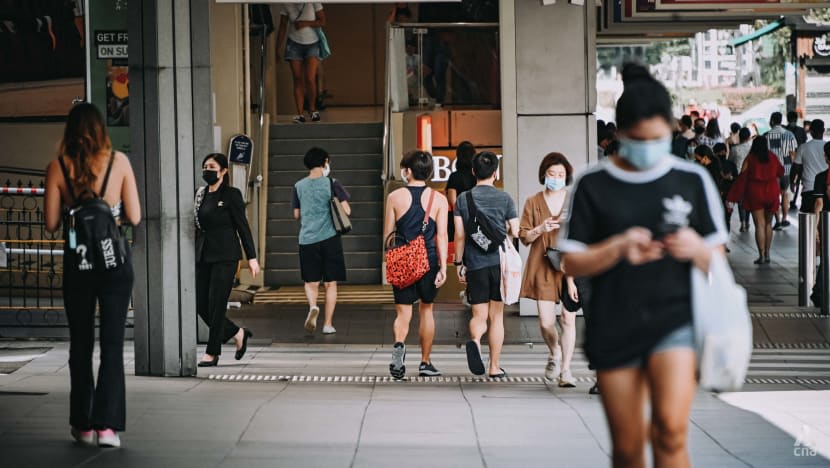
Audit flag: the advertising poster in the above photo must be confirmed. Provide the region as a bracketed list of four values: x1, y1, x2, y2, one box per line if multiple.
[87, 0, 129, 153]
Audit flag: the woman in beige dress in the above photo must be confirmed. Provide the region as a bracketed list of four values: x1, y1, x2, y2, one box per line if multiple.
[519, 152, 578, 387]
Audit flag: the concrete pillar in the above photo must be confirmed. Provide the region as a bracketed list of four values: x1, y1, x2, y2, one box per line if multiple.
[129, 0, 213, 376]
[500, 0, 597, 316]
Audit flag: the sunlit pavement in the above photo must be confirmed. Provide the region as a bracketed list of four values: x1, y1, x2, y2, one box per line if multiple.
[1, 218, 829, 467]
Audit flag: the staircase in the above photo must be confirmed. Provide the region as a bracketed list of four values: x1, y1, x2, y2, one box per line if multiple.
[265, 122, 385, 286]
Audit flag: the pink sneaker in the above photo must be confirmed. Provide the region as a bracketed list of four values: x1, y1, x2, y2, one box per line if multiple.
[71, 427, 96, 445]
[96, 429, 121, 448]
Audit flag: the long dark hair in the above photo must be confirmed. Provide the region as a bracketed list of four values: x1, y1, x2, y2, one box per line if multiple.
[59, 103, 112, 192]
[705, 119, 722, 139]
[456, 141, 476, 171]
[749, 137, 770, 163]
[202, 153, 231, 186]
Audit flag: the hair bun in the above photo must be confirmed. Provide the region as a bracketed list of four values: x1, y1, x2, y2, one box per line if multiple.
[621, 63, 653, 85]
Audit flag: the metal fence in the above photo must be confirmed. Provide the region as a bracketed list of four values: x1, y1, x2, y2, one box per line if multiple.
[0, 171, 67, 331]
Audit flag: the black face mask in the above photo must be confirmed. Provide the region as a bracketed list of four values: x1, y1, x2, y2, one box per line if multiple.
[202, 170, 220, 185]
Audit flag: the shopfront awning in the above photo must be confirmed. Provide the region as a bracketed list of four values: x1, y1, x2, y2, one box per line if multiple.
[729, 19, 786, 47]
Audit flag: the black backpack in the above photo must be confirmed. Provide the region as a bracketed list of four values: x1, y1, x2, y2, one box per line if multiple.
[59, 154, 127, 273]
[464, 191, 505, 254]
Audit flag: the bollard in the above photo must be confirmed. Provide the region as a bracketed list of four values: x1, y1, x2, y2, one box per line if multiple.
[799, 212, 817, 307]
[821, 212, 830, 316]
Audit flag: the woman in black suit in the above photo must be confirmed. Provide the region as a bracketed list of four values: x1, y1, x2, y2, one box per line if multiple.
[195, 153, 261, 367]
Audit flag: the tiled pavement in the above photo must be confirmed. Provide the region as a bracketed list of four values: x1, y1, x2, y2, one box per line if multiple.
[1, 218, 830, 467]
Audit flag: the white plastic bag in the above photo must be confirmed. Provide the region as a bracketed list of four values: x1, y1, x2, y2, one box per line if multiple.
[499, 239, 523, 305]
[691, 252, 752, 392]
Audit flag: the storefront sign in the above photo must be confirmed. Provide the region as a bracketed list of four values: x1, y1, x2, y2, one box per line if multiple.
[815, 35, 830, 57]
[86, 0, 130, 153]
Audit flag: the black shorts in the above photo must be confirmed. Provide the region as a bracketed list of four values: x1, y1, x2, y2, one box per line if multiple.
[465, 265, 502, 305]
[393, 264, 439, 305]
[299, 235, 346, 283]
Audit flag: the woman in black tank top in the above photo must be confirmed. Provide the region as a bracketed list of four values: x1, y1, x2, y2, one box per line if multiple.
[44, 103, 141, 448]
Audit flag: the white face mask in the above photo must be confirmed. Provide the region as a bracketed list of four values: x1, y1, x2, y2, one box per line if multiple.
[322, 163, 331, 177]
[401, 169, 409, 184]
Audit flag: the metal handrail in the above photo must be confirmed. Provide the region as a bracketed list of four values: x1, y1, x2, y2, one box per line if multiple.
[382, 22, 393, 182]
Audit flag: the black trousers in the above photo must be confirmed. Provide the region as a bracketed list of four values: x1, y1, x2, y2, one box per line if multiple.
[196, 261, 240, 356]
[63, 261, 133, 431]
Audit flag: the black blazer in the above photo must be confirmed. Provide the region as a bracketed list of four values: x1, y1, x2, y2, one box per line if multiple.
[195, 185, 257, 263]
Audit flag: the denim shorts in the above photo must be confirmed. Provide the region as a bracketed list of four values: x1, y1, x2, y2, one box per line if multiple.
[285, 39, 321, 62]
[617, 323, 695, 369]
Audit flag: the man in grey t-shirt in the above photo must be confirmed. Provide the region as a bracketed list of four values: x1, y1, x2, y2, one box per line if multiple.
[453, 152, 519, 379]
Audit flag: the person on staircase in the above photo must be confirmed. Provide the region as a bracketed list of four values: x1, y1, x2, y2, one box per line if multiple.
[292, 147, 350, 335]
[276, 2, 328, 124]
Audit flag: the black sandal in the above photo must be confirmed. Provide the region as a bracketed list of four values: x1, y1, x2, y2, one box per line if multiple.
[489, 368, 507, 379]
[465, 341, 486, 376]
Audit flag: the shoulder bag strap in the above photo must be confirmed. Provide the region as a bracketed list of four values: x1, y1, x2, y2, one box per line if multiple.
[465, 190, 477, 221]
[99, 151, 116, 199]
[329, 176, 337, 200]
[421, 188, 436, 233]
[57, 156, 80, 205]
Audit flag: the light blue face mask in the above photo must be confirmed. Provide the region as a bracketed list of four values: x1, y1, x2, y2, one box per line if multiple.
[545, 177, 566, 191]
[618, 137, 672, 170]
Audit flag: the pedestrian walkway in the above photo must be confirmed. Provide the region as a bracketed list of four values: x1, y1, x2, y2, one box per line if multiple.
[1, 220, 830, 467]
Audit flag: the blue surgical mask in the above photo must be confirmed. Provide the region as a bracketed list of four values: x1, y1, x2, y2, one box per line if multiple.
[618, 137, 671, 170]
[545, 177, 566, 191]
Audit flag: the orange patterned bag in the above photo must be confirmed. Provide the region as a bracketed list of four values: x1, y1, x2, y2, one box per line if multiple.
[385, 190, 435, 289]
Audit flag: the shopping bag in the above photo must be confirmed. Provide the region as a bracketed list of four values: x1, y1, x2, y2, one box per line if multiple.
[499, 239, 522, 305]
[691, 252, 752, 392]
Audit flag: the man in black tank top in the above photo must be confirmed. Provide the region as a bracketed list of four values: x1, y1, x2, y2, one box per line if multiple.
[383, 151, 450, 380]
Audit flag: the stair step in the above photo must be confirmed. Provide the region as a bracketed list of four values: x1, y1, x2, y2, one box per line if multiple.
[269, 169, 381, 187]
[269, 153, 382, 171]
[270, 122, 383, 140]
[266, 235, 381, 253]
[269, 185, 383, 202]
[265, 268, 381, 286]
[267, 218, 382, 237]
[267, 251, 381, 270]
[269, 137, 382, 156]
[267, 201, 382, 220]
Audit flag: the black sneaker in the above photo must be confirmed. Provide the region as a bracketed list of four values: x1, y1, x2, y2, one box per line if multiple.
[390, 342, 406, 380]
[419, 362, 441, 377]
[589, 383, 600, 395]
[781, 220, 791, 228]
[310, 111, 321, 122]
[772, 220, 783, 231]
[292, 114, 306, 124]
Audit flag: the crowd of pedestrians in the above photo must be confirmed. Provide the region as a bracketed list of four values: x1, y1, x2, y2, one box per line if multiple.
[48, 61, 781, 466]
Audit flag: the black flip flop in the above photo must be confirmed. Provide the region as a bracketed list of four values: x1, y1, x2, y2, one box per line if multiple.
[489, 368, 507, 379]
[465, 340, 486, 376]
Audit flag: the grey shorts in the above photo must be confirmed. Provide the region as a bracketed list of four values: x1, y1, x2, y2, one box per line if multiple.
[285, 39, 321, 62]
[617, 323, 695, 369]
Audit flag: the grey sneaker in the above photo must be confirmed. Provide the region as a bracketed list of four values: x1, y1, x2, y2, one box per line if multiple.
[558, 369, 577, 388]
[390, 342, 406, 379]
[419, 362, 441, 377]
